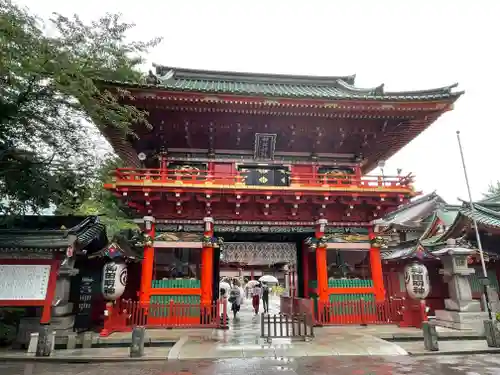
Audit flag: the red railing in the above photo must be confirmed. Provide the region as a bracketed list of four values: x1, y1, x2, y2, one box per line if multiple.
[315, 298, 404, 326]
[112, 168, 414, 190]
[100, 299, 227, 337]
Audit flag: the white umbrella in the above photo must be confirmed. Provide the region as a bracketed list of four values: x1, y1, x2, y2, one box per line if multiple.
[246, 280, 259, 288]
[259, 275, 279, 284]
[219, 281, 231, 291]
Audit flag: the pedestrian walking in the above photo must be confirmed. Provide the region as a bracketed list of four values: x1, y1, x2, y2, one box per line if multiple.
[251, 283, 262, 315]
[229, 281, 242, 318]
[261, 281, 270, 313]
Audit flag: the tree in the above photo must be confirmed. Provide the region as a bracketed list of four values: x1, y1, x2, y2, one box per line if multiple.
[0, 0, 161, 214]
[484, 181, 500, 198]
[56, 156, 137, 237]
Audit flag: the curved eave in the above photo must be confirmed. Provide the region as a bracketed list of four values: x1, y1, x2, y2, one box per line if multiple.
[361, 111, 447, 173]
[460, 204, 500, 229]
[98, 79, 464, 102]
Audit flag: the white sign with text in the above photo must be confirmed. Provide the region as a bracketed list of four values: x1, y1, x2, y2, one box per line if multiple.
[0, 265, 51, 300]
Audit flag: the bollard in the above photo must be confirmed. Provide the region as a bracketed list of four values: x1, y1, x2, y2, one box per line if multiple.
[422, 321, 439, 351]
[27, 332, 38, 354]
[82, 331, 93, 349]
[130, 326, 146, 358]
[35, 325, 53, 357]
[483, 320, 500, 348]
[66, 333, 77, 350]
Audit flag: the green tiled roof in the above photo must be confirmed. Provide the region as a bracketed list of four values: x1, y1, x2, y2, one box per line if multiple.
[107, 65, 464, 102]
[460, 204, 500, 228]
[437, 206, 461, 227]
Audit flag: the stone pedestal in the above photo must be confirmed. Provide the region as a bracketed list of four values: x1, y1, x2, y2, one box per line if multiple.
[13, 258, 79, 349]
[487, 286, 500, 313]
[130, 327, 145, 358]
[434, 247, 488, 334]
[51, 261, 79, 330]
[434, 309, 489, 332]
[35, 325, 55, 357]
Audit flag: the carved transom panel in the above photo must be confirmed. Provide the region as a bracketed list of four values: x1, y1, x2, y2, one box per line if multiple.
[222, 242, 296, 265]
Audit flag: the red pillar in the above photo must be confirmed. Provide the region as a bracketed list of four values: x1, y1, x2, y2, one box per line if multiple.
[139, 216, 155, 303]
[40, 260, 60, 324]
[302, 240, 310, 298]
[201, 217, 214, 305]
[315, 219, 328, 303]
[369, 227, 385, 302]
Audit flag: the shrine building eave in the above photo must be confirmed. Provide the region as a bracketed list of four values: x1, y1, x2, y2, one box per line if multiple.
[100, 65, 464, 102]
[0, 216, 108, 254]
[96, 66, 463, 173]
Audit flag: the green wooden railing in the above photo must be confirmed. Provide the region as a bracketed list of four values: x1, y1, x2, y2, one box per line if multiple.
[308, 279, 375, 314]
[309, 279, 373, 289]
[150, 280, 201, 317]
[150, 295, 201, 317]
[151, 279, 201, 288]
[328, 279, 373, 288]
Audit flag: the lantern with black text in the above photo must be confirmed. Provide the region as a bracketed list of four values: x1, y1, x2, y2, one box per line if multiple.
[404, 262, 430, 300]
[102, 261, 127, 300]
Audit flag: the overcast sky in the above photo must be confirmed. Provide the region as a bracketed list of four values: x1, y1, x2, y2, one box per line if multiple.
[18, 0, 500, 203]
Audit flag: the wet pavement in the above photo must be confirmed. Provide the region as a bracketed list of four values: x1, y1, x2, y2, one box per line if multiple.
[2, 355, 500, 374]
[175, 296, 407, 358]
[4, 296, 496, 361]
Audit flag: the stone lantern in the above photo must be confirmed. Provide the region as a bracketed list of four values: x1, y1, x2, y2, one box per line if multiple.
[433, 244, 489, 334]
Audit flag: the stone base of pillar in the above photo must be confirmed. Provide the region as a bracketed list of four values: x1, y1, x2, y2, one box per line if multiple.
[51, 302, 76, 330]
[444, 299, 481, 312]
[434, 309, 489, 334]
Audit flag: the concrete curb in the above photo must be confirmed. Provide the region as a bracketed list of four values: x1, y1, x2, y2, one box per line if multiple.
[0, 356, 168, 363]
[167, 336, 189, 360]
[381, 336, 485, 342]
[408, 349, 500, 356]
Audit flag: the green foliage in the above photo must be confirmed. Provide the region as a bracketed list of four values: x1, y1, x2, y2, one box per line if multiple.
[0, 308, 25, 345]
[56, 156, 137, 237]
[0, 0, 161, 214]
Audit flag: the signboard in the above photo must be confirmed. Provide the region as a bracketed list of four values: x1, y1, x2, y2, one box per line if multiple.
[404, 263, 431, 300]
[0, 265, 50, 301]
[74, 270, 101, 332]
[102, 261, 127, 300]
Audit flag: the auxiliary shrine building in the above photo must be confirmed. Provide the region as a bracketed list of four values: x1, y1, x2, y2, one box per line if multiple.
[101, 66, 462, 318]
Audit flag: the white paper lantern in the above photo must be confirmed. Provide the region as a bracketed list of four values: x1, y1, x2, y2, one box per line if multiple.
[102, 261, 127, 300]
[404, 262, 430, 300]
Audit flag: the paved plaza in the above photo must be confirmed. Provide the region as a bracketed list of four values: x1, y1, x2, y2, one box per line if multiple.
[1, 296, 499, 361]
[3, 355, 500, 375]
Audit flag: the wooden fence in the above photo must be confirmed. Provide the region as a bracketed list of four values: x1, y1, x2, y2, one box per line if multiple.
[100, 299, 227, 337]
[261, 313, 314, 342]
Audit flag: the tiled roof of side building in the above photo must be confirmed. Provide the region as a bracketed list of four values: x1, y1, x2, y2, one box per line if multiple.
[372, 192, 446, 228]
[0, 216, 107, 253]
[103, 65, 464, 102]
[460, 203, 500, 229]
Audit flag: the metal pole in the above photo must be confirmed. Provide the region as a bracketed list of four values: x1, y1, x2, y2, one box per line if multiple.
[456, 130, 492, 319]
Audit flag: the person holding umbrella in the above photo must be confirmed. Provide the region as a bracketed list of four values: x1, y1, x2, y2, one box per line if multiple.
[228, 280, 243, 319]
